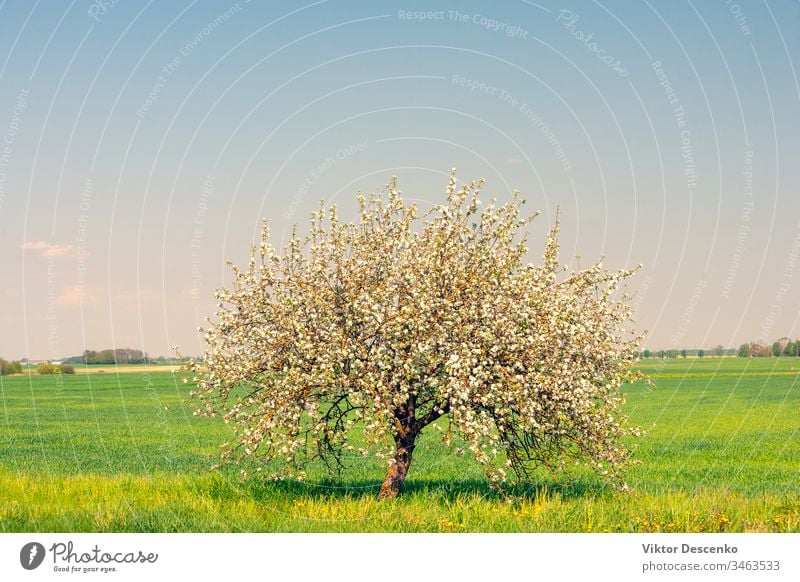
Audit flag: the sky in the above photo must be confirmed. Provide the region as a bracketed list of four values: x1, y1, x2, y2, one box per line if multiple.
[0, 0, 798, 360]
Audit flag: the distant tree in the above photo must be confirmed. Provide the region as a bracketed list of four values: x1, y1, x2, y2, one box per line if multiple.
[643, 349, 651, 358]
[0, 358, 23, 375]
[37, 363, 57, 374]
[787, 340, 800, 357]
[738, 343, 751, 358]
[680, 349, 687, 358]
[37, 363, 74, 375]
[698, 349, 705, 358]
[714, 344, 724, 357]
[772, 341, 783, 357]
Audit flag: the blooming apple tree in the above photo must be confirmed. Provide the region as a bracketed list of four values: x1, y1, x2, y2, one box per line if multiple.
[192, 171, 643, 498]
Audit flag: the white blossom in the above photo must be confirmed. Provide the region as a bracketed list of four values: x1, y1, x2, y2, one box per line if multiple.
[191, 171, 644, 494]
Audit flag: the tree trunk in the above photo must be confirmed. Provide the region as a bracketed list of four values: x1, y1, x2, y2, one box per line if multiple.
[378, 432, 417, 499]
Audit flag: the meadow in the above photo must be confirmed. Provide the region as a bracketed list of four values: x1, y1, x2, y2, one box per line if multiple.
[0, 357, 798, 532]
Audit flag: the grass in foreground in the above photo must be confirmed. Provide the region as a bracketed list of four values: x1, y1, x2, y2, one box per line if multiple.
[0, 357, 798, 532]
[1, 471, 797, 533]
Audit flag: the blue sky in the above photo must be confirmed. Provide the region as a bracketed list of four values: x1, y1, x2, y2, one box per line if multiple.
[1, 0, 799, 358]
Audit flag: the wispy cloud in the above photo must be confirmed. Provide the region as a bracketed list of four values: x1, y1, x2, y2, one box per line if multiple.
[505, 157, 523, 166]
[20, 241, 77, 258]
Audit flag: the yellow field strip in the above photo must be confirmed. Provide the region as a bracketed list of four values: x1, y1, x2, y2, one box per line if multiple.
[647, 371, 800, 379]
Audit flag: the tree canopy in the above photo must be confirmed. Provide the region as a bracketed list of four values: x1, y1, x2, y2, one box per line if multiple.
[192, 172, 643, 497]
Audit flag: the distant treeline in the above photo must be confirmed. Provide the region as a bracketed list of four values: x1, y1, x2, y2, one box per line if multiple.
[1, 359, 77, 375]
[641, 337, 800, 359]
[64, 349, 150, 365]
[737, 338, 800, 357]
[61, 349, 189, 365]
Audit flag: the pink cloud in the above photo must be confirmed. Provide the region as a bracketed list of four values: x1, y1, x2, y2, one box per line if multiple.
[20, 241, 77, 258]
[505, 158, 523, 166]
[56, 285, 100, 306]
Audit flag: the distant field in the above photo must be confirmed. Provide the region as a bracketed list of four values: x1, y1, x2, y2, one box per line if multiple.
[0, 358, 798, 532]
[23, 363, 186, 374]
[638, 355, 800, 375]
[72, 364, 184, 374]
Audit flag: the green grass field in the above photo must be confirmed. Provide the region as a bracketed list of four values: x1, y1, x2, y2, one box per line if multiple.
[1, 358, 798, 532]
